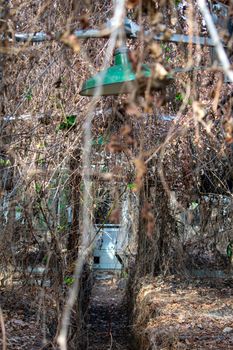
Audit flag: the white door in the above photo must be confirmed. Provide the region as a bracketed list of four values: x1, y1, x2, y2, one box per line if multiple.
[93, 225, 122, 270]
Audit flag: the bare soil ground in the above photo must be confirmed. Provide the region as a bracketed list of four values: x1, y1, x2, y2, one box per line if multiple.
[0, 285, 57, 349]
[133, 275, 233, 350]
[86, 271, 133, 350]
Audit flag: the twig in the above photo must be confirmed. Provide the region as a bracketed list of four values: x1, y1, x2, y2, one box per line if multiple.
[0, 307, 7, 350]
[197, 0, 233, 82]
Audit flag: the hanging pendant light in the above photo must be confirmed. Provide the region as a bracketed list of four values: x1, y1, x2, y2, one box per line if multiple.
[80, 46, 151, 96]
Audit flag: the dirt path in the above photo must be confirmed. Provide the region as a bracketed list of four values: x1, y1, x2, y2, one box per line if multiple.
[86, 272, 133, 350]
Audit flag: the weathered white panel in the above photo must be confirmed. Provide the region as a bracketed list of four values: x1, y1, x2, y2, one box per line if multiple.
[93, 225, 123, 270]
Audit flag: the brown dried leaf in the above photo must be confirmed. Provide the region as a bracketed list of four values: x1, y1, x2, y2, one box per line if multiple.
[80, 15, 90, 29]
[61, 32, 80, 53]
[142, 202, 152, 218]
[149, 42, 162, 59]
[192, 101, 205, 121]
[126, 103, 141, 117]
[151, 12, 163, 26]
[141, 202, 155, 240]
[153, 63, 168, 80]
[128, 50, 138, 71]
[109, 208, 120, 224]
[126, 0, 139, 9]
[107, 135, 124, 153]
[134, 158, 146, 178]
[223, 117, 233, 144]
[100, 173, 114, 181]
[163, 29, 173, 40]
[134, 158, 147, 191]
[156, 95, 166, 107]
[125, 135, 135, 146]
[120, 124, 131, 136]
[171, 17, 177, 26]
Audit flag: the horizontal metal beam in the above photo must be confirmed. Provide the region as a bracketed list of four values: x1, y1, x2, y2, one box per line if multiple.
[14, 29, 112, 42]
[4, 18, 216, 47]
[15, 32, 51, 42]
[126, 18, 216, 46]
[152, 33, 215, 47]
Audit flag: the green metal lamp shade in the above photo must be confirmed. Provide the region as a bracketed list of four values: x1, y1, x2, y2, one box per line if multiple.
[80, 47, 151, 96]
